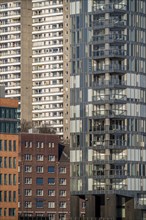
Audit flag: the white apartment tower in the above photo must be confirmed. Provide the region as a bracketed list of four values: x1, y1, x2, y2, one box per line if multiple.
[32, 0, 64, 135]
[0, 0, 70, 139]
[0, 0, 33, 122]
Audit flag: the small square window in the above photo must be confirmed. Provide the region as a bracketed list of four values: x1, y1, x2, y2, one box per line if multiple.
[36, 178, 43, 185]
[48, 178, 55, 185]
[48, 166, 55, 173]
[48, 190, 55, 196]
[48, 155, 55, 161]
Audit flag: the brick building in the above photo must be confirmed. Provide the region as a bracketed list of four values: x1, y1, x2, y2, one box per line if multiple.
[18, 132, 70, 220]
[0, 97, 19, 220]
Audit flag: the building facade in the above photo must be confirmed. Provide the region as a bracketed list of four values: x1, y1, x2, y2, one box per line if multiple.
[0, 97, 18, 220]
[0, 0, 70, 140]
[18, 133, 70, 220]
[70, 0, 146, 219]
[0, 0, 32, 122]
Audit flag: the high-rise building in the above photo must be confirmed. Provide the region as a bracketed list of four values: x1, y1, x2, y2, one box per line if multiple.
[0, 0, 32, 122]
[0, 97, 18, 220]
[0, 0, 70, 140]
[70, 0, 146, 219]
[18, 132, 70, 220]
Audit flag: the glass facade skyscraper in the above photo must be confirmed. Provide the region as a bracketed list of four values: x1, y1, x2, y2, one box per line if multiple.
[70, 0, 146, 219]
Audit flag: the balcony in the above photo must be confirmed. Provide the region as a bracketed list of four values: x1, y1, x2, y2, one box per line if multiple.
[92, 109, 127, 118]
[92, 80, 127, 88]
[93, 49, 127, 59]
[92, 169, 127, 178]
[92, 34, 127, 44]
[93, 94, 127, 104]
[93, 19, 126, 30]
[109, 139, 127, 149]
[92, 65, 127, 75]
[93, 3, 127, 14]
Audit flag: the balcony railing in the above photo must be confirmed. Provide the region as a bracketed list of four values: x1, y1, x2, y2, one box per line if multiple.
[93, 19, 126, 29]
[92, 34, 127, 43]
[93, 3, 127, 13]
[92, 109, 127, 118]
[92, 80, 127, 88]
[93, 94, 127, 103]
[93, 49, 127, 58]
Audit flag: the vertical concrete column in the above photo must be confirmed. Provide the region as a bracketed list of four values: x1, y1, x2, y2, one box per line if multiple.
[70, 196, 80, 220]
[104, 194, 117, 220]
[85, 195, 96, 219]
[125, 198, 142, 220]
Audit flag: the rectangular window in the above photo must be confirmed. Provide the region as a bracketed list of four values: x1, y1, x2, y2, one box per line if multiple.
[4, 140, 7, 151]
[0, 208, 2, 216]
[13, 140, 16, 151]
[13, 157, 16, 168]
[25, 154, 32, 161]
[13, 191, 16, 202]
[0, 191, 2, 202]
[9, 174, 12, 185]
[59, 190, 66, 197]
[36, 178, 43, 185]
[9, 140, 12, 151]
[36, 155, 44, 161]
[36, 166, 44, 173]
[25, 166, 32, 173]
[9, 191, 12, 202]
[13, 174, 16, 185]
[36, 200, 44, 208]
[4, 157, 7, 168]
[59, 178, 66, 185]
[0, 140, 2, 151]
[48, 155, 55, 161]
[48, 166, 55, 173]
[25, 201, 32, 208]
[25, 189, 32, 196]
[25, 177, 32, 184]
[59, 214, 66, 220]
[0, 174, 2, 185]
[59, 167, 66, 174]
[48, 202, 55, 208]
[48, 213, 55, 220]
[9, 157, 12, 168]
[48, 178, 55, 185]
[9, 208, 16, 216]
[0, 157, 2, 168]
[4, 191, 7, 202]
[59, 202, 66, 208]
[36, 189, 43, 196]
[4, 174, 7, 185]
[48, 190, 55, 196]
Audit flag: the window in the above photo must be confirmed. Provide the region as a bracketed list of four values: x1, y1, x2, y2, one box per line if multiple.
[9, 191, 12, 202]
[48, 155, 55, 161]
[59, 202, 66, 208]
[4, 140, 7, 151]
[0, 174, 2, 185]
[59, 214, 66, 220]
[48, 166, 55, 173]
[13, 191, 16, 202]
[0, 157, 2, 168]
[48, 190, 55, 196]
[25, 154, 32, 161]
[25, 201, 32, 208]
[59, 178, 66, 185]
[9, 174, 12, 185]
[36, 178, 43, 185]
[36, 166, 44, 173]
[9, 208, 16, 216]
[4, 174, 7, 185]
[25, 189, 32, 196]
[48, 178, 55, 185]
[36, 155, 44, 161]
[4, 157, 7, 168]
[4, 208, 7, 216]
[59, 167, 66, 174]
[13, 157, 16, 168]
[25, 166, 32, 173]
[36, 200, 44, 208]
[0, 191, 2, 201]
[48, 202, 55, 208]
[4, 191, 7, 202]
[25, 177, 32, 184]
[13, 174, 16, 185]
[36, 189, 43, 196]
[59, 190, 66, 197]
[9, 157, 12, 168]
[48, 143, 54, 148]
[48, 213, 55, 220]
[9, 140, 12, 151]
[0, 208, 2, 216]
[13, 140, 16, 151]
[0, 140, 2, 151]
